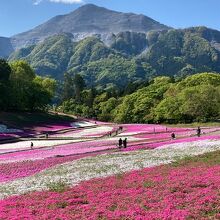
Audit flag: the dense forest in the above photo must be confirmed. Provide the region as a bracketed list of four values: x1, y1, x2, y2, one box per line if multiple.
[59, 72, 220, 124]
[0, 59, 56, 111]
[0, 57, 220, 123]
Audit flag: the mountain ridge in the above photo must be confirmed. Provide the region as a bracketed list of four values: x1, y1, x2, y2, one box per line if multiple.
[10, 4, 170, 49]
[9, 26, 220, 89]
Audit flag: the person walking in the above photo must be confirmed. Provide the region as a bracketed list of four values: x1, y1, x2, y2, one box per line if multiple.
[123, 138, 127, 148]
[171, 132, 176, 140]
[30, 142, 34, 149]
[118, 138, 123, 149]
[197, 127, 201, 137]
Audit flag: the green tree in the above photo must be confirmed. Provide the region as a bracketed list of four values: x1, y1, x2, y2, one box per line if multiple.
[9, 60, 35, 110]
[179, 85, 220, 122]
[73, 74, 85, 103]
[9, 60, 54, 111]
[98, 97, 118, 121]
[0, 59, 12, 110]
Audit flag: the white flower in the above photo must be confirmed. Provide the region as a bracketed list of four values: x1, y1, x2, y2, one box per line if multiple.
[1, 139, 220, 199]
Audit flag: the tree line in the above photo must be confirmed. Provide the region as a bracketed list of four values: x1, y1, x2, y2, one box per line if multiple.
[0, 59, 56, 111]
[59, 72, 220, 123]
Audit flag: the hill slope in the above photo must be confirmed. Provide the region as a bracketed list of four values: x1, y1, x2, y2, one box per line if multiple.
[9, 27, 220, 88]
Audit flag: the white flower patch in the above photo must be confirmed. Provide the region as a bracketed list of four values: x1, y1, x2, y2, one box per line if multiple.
[157, 140, 219, 150]
[118, 131, 144, 136]
[70, 126, 113, 138]
[0, 139, 84, 151]
[70, 121, 96, 128]
[0, 124, 23, 133]
[1, 139, 220, 199]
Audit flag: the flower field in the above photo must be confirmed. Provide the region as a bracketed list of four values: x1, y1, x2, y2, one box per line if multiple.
[0, 121, 220, 219]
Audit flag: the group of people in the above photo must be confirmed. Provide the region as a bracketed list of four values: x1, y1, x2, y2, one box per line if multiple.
[118, 138, 127, 149]
[109, 126, 124, 137]
[171, 126, 202, 140]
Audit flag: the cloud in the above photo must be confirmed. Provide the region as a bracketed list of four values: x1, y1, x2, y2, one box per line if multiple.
[49, 0, 84, 3]
[33, 0, 84, 5]
[33, 0, 43, 5]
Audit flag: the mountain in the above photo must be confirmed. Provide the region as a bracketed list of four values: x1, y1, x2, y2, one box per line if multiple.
[10, 4, 170, 49]
[144, 27, 220, 77]
[9, 27, 220, 89]
[186, 26, 220, 51]
[9, 33, 146, 87]
[0, 37, 13, 58]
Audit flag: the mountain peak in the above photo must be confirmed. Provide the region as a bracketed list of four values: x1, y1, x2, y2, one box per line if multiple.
[77, 3, 102, 10]
[11, 4, 170, 49]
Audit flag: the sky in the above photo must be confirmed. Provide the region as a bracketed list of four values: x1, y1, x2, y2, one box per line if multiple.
[1, 0, 220, 37]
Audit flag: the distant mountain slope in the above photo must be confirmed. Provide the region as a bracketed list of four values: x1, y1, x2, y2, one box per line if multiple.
[0, 37, 13, 58]
[9, 33, 146, 87]
[144, 27, 220, 77]
[10, 34, 75, 79]
[186, 26, 220, 51]
[11, 4, 170, 49]
[9, 26, 220, 88]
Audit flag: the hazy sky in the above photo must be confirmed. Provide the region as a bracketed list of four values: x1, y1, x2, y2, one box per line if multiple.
[1, 0, 220, 37]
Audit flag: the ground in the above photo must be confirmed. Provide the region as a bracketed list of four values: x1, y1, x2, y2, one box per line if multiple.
[0, 114, 219, 219]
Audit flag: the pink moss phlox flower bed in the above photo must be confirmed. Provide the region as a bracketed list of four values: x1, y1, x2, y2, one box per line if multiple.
[122, 124, 220, 136]
[122, 124, 189, 132]
[135, 128, 219, 139]
[0, 160, 219, 219]
[122, 124, 167, 133]
[31, 122, 74, 133]
[0, 150, 110, 183]
[85, 126, 117, 137]
[0, 134, 16, 140]
[123, 135, 220, 152]
[0, 139, 117, 163]
[49, 129, 82, 137]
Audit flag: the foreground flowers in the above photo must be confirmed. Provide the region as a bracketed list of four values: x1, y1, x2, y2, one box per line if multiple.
[0, 151, 220, 219]
[0, 139, 220, 199]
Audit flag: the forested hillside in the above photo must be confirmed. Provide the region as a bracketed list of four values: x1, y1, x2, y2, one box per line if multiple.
[0, 59, 56, 111]
[9, 27, 220, 89]
[60, 72, 220, 123]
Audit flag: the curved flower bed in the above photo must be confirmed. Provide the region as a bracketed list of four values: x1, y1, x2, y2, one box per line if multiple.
[123, 135, 220, 152]
[0, 152, 220, 219]
[0, 139, 220, 199]
[0, 134, 16, 141]
[33, 123, 73, 133]
[0, 150, 113, 183]
[0, 139, 84, 154]
[0, 139, 118, 163]
[0, 123, 220, 200]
